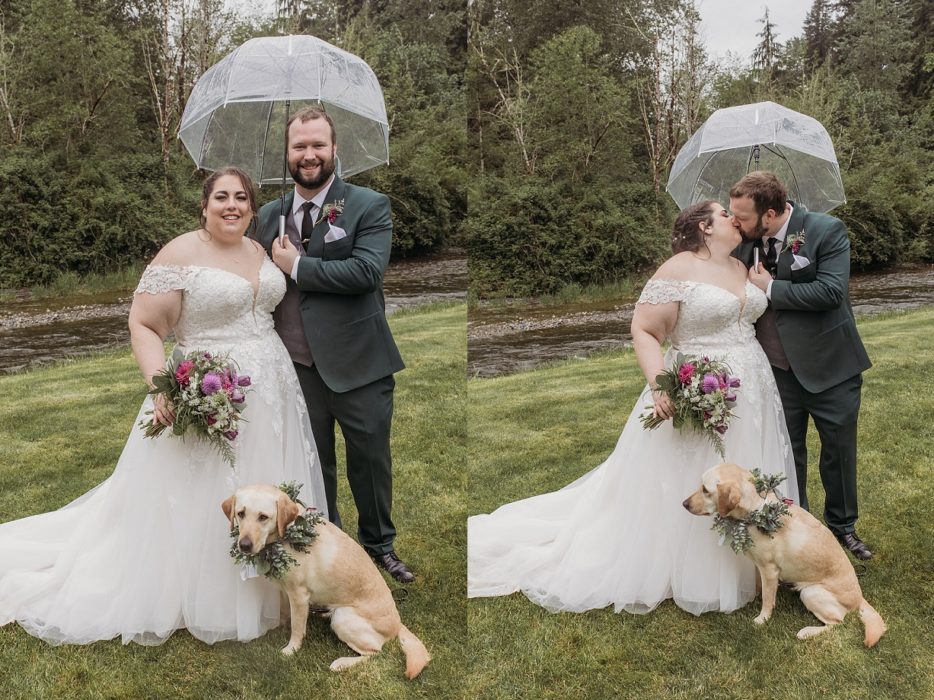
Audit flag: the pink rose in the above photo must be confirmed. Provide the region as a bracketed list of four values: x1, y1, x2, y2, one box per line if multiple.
[678, 363, 695, 384]
[174, 360, 195, 386]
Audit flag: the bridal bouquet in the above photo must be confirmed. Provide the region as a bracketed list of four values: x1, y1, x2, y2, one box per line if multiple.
[640, 353, 741, 459]
[140, 348, 252, 467]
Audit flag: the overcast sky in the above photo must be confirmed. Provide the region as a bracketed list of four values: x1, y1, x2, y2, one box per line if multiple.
[696, 0, 813, 64]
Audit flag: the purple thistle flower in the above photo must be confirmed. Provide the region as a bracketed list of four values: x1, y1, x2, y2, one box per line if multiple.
[231, 392, 245, 404]
[237, 375, 252, 387]
[715, 424, 728, 435]
[725, 392, 737, 402]
[728, 375, 741, 388]
[701, 373, 720, 394]
[223, 430, 238, 441]
[202, 372, 222, 395]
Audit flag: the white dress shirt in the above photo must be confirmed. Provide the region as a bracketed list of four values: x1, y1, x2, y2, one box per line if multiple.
[289, 176, 335, 281]
[765, 204, 793, 299]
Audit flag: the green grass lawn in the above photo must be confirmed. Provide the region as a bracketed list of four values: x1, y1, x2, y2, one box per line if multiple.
[0, 302, 466, 699]
[467, 307, 934, 700]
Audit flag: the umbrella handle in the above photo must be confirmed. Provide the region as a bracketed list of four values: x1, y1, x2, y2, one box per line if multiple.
[279, 215, 286, 244]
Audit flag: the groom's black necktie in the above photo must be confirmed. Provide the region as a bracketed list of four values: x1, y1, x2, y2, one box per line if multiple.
[301, 201, 316, 247]
[761, 237, 779, 276]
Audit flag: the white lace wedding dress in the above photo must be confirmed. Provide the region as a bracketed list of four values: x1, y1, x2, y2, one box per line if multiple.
[0, 260, 328, 645]
[468, 279, 798, 615]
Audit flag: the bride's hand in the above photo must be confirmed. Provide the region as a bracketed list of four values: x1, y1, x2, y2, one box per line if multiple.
[651, 387, 674, 420]
[153, 393, 176, 427]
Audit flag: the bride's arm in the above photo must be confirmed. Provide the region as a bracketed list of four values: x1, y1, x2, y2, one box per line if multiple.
[631, 299, 678, 420]
[129, 289, 182, 426]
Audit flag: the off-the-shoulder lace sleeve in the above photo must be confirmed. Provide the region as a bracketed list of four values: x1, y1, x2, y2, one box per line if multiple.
[134, 264, 192, 295]
[637, 279, 690, 305]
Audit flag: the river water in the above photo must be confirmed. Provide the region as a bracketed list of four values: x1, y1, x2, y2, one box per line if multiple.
[2, 259, 931, 378]
[0, 250, 467, 374]
[468, 265, 934, 378]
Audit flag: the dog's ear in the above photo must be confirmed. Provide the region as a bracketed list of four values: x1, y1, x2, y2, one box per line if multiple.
[221, 495, 236, 530]
[276, 493, 302, 539]
[716, 481, 741, 517]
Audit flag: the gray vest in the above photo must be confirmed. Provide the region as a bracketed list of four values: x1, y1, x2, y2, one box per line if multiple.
[272, 211, 314, 366]
[755, 306, 790, 371]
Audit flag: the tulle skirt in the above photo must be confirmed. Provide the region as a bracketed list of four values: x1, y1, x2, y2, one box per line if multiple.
[468, 344, 797, 616]
[0, 373, 327, 646]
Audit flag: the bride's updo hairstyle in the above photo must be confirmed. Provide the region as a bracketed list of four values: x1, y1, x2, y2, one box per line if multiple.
[671, 200, 717, 254]
[199, 166, 259, 236]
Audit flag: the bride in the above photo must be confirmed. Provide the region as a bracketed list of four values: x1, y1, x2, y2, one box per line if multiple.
[468, 201, 798, 615]
[0, 167, 328, 645]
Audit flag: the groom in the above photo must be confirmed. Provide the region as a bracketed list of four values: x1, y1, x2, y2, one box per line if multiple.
[256, 106, 413, 583]
[730, 171, 874, 560]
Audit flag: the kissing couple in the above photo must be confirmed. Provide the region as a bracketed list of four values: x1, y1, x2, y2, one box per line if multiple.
[469, 170, 873, 614]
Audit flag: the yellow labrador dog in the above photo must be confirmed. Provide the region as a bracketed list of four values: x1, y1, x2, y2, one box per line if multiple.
[683, 463, 886, 647]
[221, 484, 430, 678]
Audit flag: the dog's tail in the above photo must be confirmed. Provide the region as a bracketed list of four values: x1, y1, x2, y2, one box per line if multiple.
[858, 597, 886, 648]
[398, 624, 431, 679]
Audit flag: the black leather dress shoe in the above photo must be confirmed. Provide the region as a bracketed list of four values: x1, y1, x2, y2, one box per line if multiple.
[837, 532, 873, 560]
[371, 551, 415, 584]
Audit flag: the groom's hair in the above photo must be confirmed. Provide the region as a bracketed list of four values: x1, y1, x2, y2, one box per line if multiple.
[287, 106, 337, 144]
[729, 172, 787, 215]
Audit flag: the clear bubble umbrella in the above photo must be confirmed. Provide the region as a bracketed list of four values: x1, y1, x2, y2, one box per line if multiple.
[666, 101, 845, 213]
[179, 34, 389, 238]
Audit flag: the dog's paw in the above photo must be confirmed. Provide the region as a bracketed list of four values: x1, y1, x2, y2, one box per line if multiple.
[330, 656, 364, 672]
[753, 612, 771, 625]
[796, 625, 828, 640]
[280, 643, 301, 656]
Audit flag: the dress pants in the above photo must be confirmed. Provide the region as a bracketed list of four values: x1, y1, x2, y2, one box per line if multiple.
[294, 363, 397, 554]
[772, 367, 862, 535]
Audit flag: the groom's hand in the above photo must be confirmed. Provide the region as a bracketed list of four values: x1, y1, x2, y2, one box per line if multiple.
[748, 263, 772, 293]
[272, 236, 300, 276]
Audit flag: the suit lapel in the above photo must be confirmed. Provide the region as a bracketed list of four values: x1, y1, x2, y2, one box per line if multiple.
[307, 176, 347, 258]
[778, 201, 808, 278]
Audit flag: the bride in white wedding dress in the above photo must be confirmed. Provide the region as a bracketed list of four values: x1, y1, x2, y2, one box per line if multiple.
[468, 201, 798, 616]
[0, 167, 328, 645]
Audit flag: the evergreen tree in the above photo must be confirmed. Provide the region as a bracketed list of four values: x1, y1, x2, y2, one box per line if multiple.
[752, 7, 782, 89]
[803, 0, 834, 72]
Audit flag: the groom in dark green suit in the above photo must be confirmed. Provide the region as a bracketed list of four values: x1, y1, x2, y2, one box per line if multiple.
[256, 107, 413, 583]
[730, 171, 874, 560]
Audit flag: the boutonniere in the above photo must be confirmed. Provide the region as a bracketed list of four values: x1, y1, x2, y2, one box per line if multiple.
[315, 199, 344, 226]
[786, 230, 805, 254]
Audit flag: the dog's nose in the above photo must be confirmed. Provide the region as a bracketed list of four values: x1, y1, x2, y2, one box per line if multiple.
[239, 537, 253, 553]
[681, 498, 690, 510]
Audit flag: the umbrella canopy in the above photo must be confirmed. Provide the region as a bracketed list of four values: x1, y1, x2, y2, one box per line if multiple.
[178, 35, 389, 184]
[666, 101, 845, 213]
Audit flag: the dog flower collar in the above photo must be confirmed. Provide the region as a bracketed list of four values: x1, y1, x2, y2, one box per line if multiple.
[711, 469, 791, 554]
[229, 481, 325, 580]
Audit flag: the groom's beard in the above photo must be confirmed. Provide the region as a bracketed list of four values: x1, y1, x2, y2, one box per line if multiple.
[289, 153, 336, 190]
[738, 215, 769, 242]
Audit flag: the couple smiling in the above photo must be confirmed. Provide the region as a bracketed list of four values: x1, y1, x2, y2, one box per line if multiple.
[468, 171, 872, 615]
[0, 107, 412, 646]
